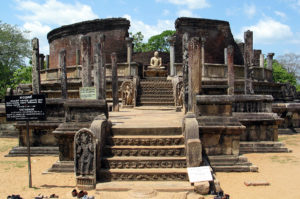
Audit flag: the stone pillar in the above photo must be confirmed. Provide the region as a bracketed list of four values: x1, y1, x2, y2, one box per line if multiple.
[188, 37, 202, 113]
[201, 37, 206, 78]
[168, 36, 176, 76]
[111, 52, 119, 112]
[46, 55, 49, 69]
[260, 54, 264, 68]
[182, 32, 189, 113]
[227, 45, 234, 95]
[59, 49, 67, 99]
[267, 53, 275, 70]
[126, 37, 133, 76]
[244, 30, 254, 94]
[39, 54, 45, 70]
[94, 34, 106, 100]
[76, 49, 80, 65]
[224, 48, 228, 65]
[31, 38, 41, 94]
[80, 36, 92, 87]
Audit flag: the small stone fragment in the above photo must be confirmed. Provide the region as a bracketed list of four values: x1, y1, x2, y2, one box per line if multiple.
[194, 181, 210, 195]
[244, 181, 270, 186]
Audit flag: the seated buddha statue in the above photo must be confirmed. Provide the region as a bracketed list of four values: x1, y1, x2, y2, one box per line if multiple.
[148, 51, 165, 70]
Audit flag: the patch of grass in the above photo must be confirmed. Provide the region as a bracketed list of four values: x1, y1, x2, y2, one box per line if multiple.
[270, 155, 299, 164]
[0, 160, 27, 169]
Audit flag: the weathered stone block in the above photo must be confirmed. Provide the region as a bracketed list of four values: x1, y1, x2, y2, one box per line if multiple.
[202, 134, 220, 147]
[222, 136, 232, 155]
[186, 139, 202, 167]
[194, 181, 210, 195]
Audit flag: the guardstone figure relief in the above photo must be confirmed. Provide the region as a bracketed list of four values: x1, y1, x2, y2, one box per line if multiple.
[121, 80, 135, 106]
[75, 129, 96, 176]
[176, 81, 184, 106]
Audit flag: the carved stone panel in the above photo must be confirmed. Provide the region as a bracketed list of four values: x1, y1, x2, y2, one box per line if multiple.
[74, 128, 96, 189]
[121, 80, 135, 107]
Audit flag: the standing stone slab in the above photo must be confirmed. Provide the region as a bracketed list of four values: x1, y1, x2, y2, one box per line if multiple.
[31, 38, 41, 94]
[244, 30, 254, 94]
[94, 34, 106, 100]
[126, 37, 133, 76]
[111, 52, 119, 112]
[81, 36, 92, 87]
[46, 55, 50, 70]
[74, 128, 96, 190]
[182, 33, 189, 113]
[59, 49, 68, 99]
[227, 45, 234, 95]
[39, 54, 45, 70]
[188, 37, 202, 114]
[267, 53, 275, 70]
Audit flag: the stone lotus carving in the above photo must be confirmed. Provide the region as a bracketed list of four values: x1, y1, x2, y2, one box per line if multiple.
[121, 80, 135, 106]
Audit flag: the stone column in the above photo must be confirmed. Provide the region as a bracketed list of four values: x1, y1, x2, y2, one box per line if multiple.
[126, 37, 133, 76]
[94, 34, 106, 100]
[244, 30, 254, 94]
[267, 53, 275, 70]
[227, 45, 234, 95]
[39, 54, 45, 70]
[111, 52, 119, 111]
[76, 49, 80, 65]
[59, 49, 68, 99]
[46, 55, 49, 69]
[201, 37, 206, 78]
[31, 38, 41, 94]
[260, 53, 265, 81]
[188, 37, 202, 113]
[224, 48, 228, 65]
[168, 36, 176, 76]
[182, 32, 189, 113]
[80, 36, 92, 87]
[260, 54, 264, 68]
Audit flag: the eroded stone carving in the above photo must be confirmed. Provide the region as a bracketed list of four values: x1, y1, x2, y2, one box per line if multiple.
[74, 128, 96, 189]
[121, 80, 135, 106]
[176, 81, 184, 106]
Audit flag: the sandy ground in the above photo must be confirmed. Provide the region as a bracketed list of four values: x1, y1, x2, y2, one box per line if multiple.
[1, 134, 300, 199]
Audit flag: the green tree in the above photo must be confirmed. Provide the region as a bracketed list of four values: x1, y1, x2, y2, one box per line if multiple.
[0, 21, 31, 98]
[146, 30, 176, 52]
[130, 30, 176, 53]
[272, 60, 297, 86]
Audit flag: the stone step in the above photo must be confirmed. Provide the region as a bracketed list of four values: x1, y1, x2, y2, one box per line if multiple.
[104, 145, 185, 157]
[6, 146, 59, 157]
[106, 135, 184, 146]
[211, 165, 258, 172]
[138, 94, 174, 98]
[111, 127, 182, 136]
[208, 155, 248, 163]
[47, 161, 74, 173]
[240, 141, 285, 148]
[98, 168, 188, 181]
[239, 147, 290, 153]
[138, 102, 175, 106]
[102, 156, 187, 169]
[139, 97, 174, 101]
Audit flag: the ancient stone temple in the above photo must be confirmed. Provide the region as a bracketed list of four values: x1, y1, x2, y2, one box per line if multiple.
[6, 17, 300, 193]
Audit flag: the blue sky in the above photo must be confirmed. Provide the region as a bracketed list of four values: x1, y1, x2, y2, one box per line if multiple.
[1, 0, 300, 58]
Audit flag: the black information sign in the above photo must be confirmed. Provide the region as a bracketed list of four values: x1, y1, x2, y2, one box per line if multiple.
[5, 95, 46, 121]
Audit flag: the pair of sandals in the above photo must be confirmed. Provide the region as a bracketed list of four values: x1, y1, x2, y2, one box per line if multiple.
[34, 194, 59, 198]
[7, 195, 22, 199]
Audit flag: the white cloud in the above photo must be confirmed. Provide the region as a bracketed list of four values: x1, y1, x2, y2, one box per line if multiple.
[177, 9, 194, 17]
[237, 18, 293, 44]
[15, 0, 98, 54]
[156, 0, 210, 10]
[244, 3, 256, 18]
[123, 14, 174, 41]
[274, 11, 287, 19]
[163, 9, 170, 16]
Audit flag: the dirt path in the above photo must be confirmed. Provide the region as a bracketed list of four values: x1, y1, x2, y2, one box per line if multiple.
[216, 134, 300, 199]
[1, 134, 300, 198]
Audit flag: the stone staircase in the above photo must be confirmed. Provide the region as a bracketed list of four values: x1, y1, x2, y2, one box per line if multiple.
[99, 127, 188, 181]
[137, 78, 175, 106]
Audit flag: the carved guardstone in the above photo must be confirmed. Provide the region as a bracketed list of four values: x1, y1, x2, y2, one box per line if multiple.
[121, 80, 135, 107]
[75, 128, 96, 190]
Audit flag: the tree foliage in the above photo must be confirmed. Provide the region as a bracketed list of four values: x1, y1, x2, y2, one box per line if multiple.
[0, 21, 31, 99]
[130, 30, 176, 53]
[272, 59, 297, 86]
[277, 53, 300, 80]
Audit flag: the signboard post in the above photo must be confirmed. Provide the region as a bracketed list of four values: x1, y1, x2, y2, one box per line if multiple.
[79, 87, 97, 100]
[5, 95, 46, 188]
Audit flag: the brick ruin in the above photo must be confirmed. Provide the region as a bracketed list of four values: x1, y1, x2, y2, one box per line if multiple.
[3, 17, 300, 191]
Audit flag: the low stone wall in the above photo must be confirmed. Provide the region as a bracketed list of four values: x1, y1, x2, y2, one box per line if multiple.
[0, 103, 18, 137]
